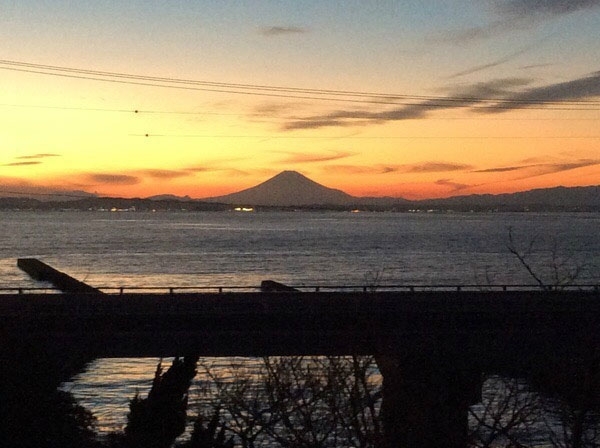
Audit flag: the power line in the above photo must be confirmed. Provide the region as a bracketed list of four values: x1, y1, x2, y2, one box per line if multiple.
[130, 133, 600, 139]
[0, 103, 241, 116]
[0, 102, 599, 120]
[2, 58, 600, 110]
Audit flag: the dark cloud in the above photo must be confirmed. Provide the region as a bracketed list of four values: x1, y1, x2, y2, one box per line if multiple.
[185, 165, 248, 176]
[85, 174, 140, 185]
[326, 165, 399, 175]
[186, 166, 211, 173]
[473, 159, 600, 175]
[324, 162, 471, 175]
[435, 179, 471, 191]
[531, 159, 600, 175]
[494, 0, 600, 19]
[184, 165, 253, 177]
[283, 71, 600, 129]
[447, 49, 528, 79]
[284, 118, 360, 130]
[259, 26, 307, 37]
[549, 161, 598, 171]
[137, 169, 189, 179]
[519, 63, 553, 70]
[283, 78, 532, 130]
[457, 77, 535, 95]
[278, 151, 355, 164]
[473, 165, 525, 173]
[283, 104, 436, 130]
[252, 102, 302, 116]
[404, 162, 473, 173]
[482, 71, 600, 112]
[432, 0, 600, 45]
[2, 161, 41, 167]
[429, 21, 511, 46]
[16, 153, 60, 160]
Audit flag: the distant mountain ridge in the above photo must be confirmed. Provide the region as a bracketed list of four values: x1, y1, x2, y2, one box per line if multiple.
[0, 187, 96, 202]
[1, 171, 598, 211]
[204, 171, 599, 211]
[419, 185, 600, 211]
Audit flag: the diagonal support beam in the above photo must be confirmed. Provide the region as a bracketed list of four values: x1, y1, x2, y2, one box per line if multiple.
[17, 258, 101, 294]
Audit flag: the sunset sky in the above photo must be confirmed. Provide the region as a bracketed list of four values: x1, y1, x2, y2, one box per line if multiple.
[1, 0, 599, 200]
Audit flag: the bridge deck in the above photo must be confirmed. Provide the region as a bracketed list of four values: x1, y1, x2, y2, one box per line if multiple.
[2, 290, 599, 358]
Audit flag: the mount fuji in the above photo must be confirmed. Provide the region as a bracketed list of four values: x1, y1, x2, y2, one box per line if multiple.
[204, 171, 356, 207]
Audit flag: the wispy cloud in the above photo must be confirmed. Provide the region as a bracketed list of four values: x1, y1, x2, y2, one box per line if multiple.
[277, 151, 355, 164]
[473, 165, 525, 173]
[473, 158, 600, 175]
[539, 160, 600, 173]
[494, 0, 600, 19]
[184, 164, 250, 176]
[432, 0, 600, 45]
[185, 166, 212, 173]
[79, 169, 190, 186]
[16, 153, 60, 160]
[447, 49, 528, 79]
[404, 162, 473, 173]
[252, 102, 303, 116]
[481, 71, 600, 112]
[283, 78, 532, 130]
[429, 21, 512, 46]
[2, 161, 41, 167]
[519, 63, 553, 70]
[325, 165, 393, 175]
[283, 71, 600, 129]
[435, 178, 471, 192]
[259, 26, 307, 37]
[137, 169, 189, 179]
[2, 153, 61, 167]
[85, 173, 140, 185]
[324, 162, 471, 175]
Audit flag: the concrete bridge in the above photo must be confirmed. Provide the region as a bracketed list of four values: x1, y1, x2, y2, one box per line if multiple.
[2, 287, 600, 447]
[2, 289, 599, 359]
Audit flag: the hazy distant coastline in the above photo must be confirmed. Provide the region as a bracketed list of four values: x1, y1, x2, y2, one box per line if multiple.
[1, 171, 598, 212]
[1, 187, 598, 213]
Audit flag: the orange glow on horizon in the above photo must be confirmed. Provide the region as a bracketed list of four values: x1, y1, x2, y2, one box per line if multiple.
[1, 60, 599, 200]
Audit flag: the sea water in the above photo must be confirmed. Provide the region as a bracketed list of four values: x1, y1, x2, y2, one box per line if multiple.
[1, 210, 599, 437]
[2, 210, 598, 289]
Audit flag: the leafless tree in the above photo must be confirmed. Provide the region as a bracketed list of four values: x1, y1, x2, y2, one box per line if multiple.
[188, 356, 382, 448]
[469, 376, 542, 448]
[466, 229, 600, 448]
[506, 227, 593, 290]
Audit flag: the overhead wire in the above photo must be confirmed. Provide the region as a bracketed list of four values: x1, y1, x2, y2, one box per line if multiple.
[1, 58, 599, 141]
[1, 102, 598, 121]
[129, 134, 600, 139]
[1, 58, 600, 110]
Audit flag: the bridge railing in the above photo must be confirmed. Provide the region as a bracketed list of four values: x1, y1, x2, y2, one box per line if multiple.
[0, 284, 598, 295]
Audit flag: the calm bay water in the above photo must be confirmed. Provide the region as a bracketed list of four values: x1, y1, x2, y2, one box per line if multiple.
[1, 210, 599, 436]
[1, 210, 598, 289]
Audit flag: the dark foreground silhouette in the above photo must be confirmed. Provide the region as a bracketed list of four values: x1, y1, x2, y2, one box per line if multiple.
[3, 347, 600, 448]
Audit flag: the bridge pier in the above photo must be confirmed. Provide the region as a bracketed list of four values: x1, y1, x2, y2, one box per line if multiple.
[376, 355, 482, 448]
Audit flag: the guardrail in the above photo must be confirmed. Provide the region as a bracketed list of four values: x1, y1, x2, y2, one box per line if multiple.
[0, 284, 599, 295]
